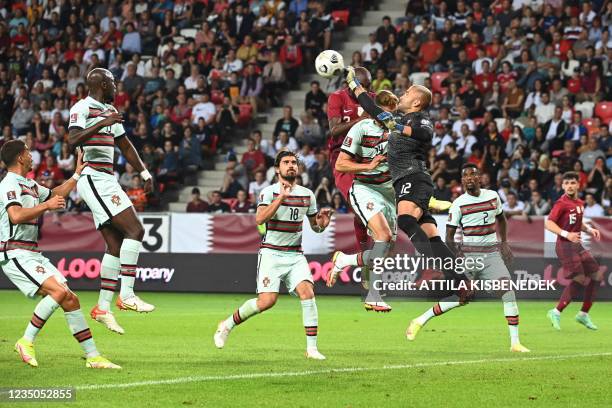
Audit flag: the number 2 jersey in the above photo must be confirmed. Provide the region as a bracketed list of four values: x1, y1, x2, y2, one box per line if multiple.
[68, 96, 126, 176]
[447, 189, 503, 253]
[258, 183, 318, 253]
[0, 172, 51, 258]
[341, 118, 391, 187]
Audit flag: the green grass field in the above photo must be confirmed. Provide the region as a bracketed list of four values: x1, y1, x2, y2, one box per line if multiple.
[0, 290, 610, 407]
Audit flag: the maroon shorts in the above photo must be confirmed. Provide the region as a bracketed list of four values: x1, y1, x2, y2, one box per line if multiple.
[333, 168, 355, 201]
[557, 246, 599, 279]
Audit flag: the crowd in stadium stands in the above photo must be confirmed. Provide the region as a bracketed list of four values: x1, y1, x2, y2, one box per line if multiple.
[1, 1, 611, 218]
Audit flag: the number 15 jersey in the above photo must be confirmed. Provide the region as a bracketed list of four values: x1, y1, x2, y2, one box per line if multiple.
[258, 183, 318, 253]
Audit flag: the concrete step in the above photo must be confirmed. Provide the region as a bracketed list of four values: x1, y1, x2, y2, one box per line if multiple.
[179, 185, 217, 202]
[363, 10, 405, 26]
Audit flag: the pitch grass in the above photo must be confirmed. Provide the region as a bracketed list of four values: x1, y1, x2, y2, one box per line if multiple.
[0, 291, 610, 407]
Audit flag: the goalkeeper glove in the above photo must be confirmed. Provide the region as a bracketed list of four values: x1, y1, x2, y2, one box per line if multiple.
[374, 110, 397, 131]
[344, 67, 361, 91]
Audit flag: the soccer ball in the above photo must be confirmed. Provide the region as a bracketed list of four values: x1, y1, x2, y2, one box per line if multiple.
[315, 50, 345, 79]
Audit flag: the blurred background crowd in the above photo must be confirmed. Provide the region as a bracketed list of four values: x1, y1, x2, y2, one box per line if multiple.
[1, 0, 611, 218]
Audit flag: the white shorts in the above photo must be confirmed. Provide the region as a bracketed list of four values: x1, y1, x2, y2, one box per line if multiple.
[1, 253, 66, 299]
[464, 252, 511, 281]
[77, 170, 132, 229]
[348, 182, 397, 240]
[256, 248, 313, 294]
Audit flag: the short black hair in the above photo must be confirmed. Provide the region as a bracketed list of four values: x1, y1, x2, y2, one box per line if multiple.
[1, 139, 26, 167]
[274, 150, 298, 167]
[562, 171, 579, 181]
[192, 187, 200, 195]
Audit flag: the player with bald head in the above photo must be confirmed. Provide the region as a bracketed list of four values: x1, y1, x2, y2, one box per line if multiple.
[68, 68, 155, 335]
[326, 66, 374, 268]
[344, 68, 468, 297]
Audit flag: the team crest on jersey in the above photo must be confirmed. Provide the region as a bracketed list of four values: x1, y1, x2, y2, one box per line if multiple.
[35, 265, 45, 274]
[262, 277, 270, 287]
[259, 193, 264, 202]
[111, 195, 121, 206]
[343, 137, 352, 147]
[70, 113, 78, 123]
[448, 213, 452, 222]
[366, 202, 374, 211]
[7, 191, 16, 200]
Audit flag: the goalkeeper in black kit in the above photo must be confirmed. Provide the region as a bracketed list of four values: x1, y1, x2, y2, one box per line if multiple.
[343, 67, 471, 302]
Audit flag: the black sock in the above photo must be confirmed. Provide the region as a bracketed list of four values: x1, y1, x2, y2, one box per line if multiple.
[397, 214, 433, 257]
[429, 236, 467, 283]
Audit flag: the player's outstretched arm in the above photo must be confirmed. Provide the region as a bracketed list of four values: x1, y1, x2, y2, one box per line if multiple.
[51, 150, 85, 198]
[68, 112, 123, 147]
[344, 67, 398, 131]
[7, 196, 65, 225]
[116, 136, 154, 194]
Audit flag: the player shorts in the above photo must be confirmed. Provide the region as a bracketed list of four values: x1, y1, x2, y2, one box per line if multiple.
[348, 182, 397, 240]
[77, 170, 132, 229]
[1, 253, 66, 299]
[463, 252, 511, 282]
[394, 171, 434, 211]
[256, 248, 313, 294]
[393, 172, 436, 226]
[556, 244, 599, 279]
[333, 168, 355, 201]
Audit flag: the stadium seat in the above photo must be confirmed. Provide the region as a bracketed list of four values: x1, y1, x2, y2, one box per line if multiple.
[180, 28, 197, 39]
[237, 104, 253, 127]
[211, 90, 224, 105]
[595, 101, 612, 124]
[409, 72, 430, 86]
[173, 35, 186, 45]
[331, 10, 349, 29]
[574, 101, 594, 119]
[431, 72, 449, 93]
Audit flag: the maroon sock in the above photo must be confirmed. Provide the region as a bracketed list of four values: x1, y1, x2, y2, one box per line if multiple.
[581, 280, 597, 313]
[556, 281, 580, 312]
[353, 216, 369, 251]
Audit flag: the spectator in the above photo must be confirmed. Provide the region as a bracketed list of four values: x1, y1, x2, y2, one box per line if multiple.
[502, 192, 525, 218]
[184, 188, 209, 214]
[178, 127, 202, 171]
[122, 22, 141, 56]
[208, 190, 231, 213]
[241, 138, 266, 177]
[249, 170, 270, 204]
[578, 137, 606, 172]
[361, 32, 383, 63]
[119, 163, 137, 190]
[433, 176, 452, 202]
[314, 176, 332, 208]
[305, 80, 327, 121]
[583, 193, 604, 217]
[262, 51, 285, 107]
[234, 189, 255, 213]
[240, 63, 263, 115]
[524, 191, 551, 216]
[275, 130, 299, 153]
[279, 35, 302, 86]
[11, 99, 34, 135]
[273, 106, 299, 138]
[191, 93, 216, 125]
[127, 175, 147, 212]
[157, 140, 179, 182]
[295, 112, 323, 147]
[534, 92, 555, 125]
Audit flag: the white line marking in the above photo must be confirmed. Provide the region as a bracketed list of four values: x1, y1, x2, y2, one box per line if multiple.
[76, 352, 612, 391]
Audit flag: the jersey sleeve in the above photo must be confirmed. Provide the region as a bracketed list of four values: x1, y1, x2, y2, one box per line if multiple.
[36, 182, 52, 203]
[68, 101, 88, 129]
[0, 179, 22, 210]
[108, 106, 126, 138]
[258, 186, 274, 207]
[547, 201, 563, 224]
[307, 190, 318, 217]
[495, 192, 503, 215]
[340, 122, 363, 157]
[447, 201, 462, 227]
[327, 93, 343, 120]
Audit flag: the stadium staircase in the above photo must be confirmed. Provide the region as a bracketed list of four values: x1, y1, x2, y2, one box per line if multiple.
[168, 0, 406, 212]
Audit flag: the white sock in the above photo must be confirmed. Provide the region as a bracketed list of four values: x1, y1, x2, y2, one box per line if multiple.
[24, 296, 60, 342]
[64, 309, 99, 358]
[553, 308, 561, 315]
[119, 239, 141, 299]
[225, 298, 260, 329]
[503, 291, 520, 346]
[415, 296, 461, 326]
[301, 298, 318, 349]
[578, 311, 588, 317]
[98, 254, 120, 311]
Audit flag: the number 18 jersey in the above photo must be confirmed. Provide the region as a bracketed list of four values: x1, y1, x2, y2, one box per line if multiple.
[258, 183, 318, 253]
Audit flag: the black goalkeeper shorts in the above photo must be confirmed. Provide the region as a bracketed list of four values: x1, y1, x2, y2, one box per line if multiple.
[394, 172, 436, 226]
